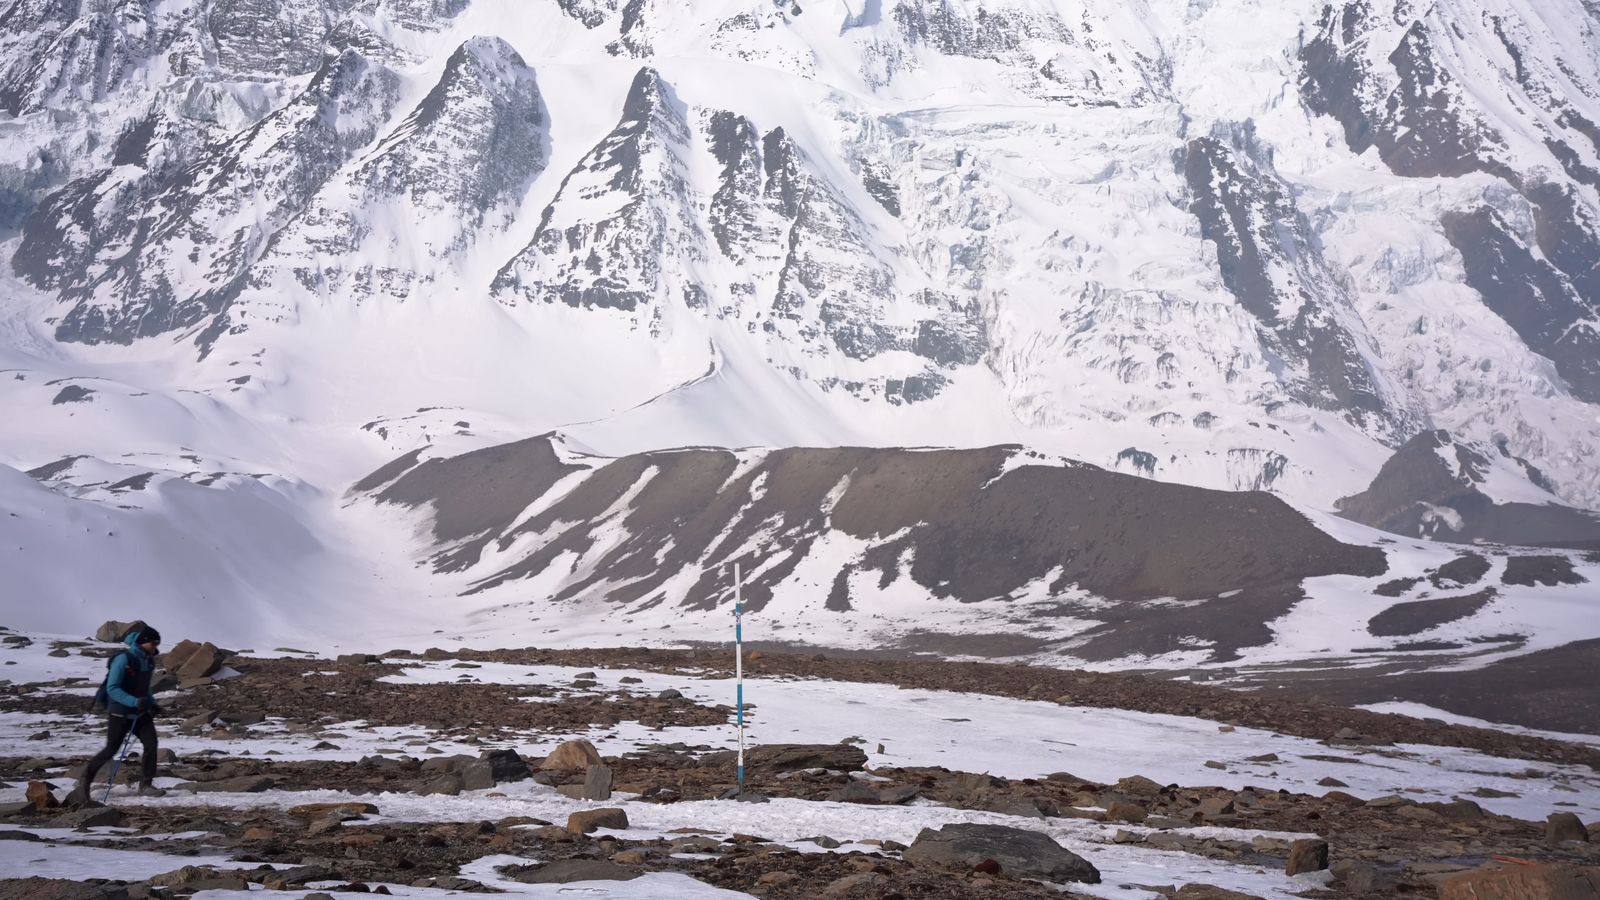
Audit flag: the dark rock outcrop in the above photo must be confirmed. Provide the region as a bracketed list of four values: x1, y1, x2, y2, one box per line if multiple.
[369, 437, 1385, 663]
[1336, 430, 1600, 549]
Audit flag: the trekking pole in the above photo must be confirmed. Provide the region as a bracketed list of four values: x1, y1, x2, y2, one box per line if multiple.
[101, 713, 141, 804]
[734, 561, 744, 790]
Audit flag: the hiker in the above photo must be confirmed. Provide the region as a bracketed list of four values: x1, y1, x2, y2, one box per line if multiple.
[69, 627, 167, 804]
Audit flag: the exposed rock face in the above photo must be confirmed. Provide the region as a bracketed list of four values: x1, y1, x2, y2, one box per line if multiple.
[1336, 430, 1600, 549]
[1436, 862, 1600, 900]
[493, 67, 699, 314]
[15, 48, 404, 349]
[1183, 130, 1404, 437]
[1300, 1, 1600, 405]
[0, 0, 156, 116]
[6, 0, 1600, 535]
[207, 0, 330, 76]
[222, 36, 547, 328]
[368, 436, 1386, 662]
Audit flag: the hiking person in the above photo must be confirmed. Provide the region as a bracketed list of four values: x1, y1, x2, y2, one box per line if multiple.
[68, 627, 167, 804]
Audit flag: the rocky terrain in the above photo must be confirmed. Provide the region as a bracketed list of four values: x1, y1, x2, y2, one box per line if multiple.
[3, 625, 1599, 899]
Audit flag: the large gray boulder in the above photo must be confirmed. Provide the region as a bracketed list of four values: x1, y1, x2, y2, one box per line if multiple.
[93, 621, 147, 643]
[904, 823, 1100, 884]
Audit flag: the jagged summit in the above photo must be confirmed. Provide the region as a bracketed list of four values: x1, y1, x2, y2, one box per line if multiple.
[492, 66, 699, 314]
[4, 0, 1600, 657]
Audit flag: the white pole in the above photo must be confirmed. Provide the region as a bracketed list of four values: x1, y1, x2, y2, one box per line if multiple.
[735, 561, 744, 789]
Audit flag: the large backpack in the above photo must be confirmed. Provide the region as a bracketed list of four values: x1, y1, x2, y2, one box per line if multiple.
[89, 651, 131, 713]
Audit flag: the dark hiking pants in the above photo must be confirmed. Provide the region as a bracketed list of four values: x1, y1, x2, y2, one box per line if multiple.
[83, 714, 157, 786]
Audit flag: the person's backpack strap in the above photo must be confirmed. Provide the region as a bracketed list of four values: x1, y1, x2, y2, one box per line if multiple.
[89, 650, 131, 712]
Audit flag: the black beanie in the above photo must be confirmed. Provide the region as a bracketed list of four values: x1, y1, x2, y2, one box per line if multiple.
[137, 627, 161, 645]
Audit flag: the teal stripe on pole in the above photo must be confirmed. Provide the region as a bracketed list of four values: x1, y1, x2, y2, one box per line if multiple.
[734, 561, 744, 789]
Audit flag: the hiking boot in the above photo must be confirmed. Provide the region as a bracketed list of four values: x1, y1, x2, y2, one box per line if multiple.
[136, 783, 167, 798]
[63, 782, 98, 809]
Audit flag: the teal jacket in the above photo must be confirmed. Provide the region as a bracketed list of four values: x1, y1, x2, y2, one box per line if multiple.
[105, 632, 156, 716]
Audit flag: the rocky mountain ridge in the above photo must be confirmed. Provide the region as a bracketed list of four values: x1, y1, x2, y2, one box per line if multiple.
[2, 0, 1600, 513]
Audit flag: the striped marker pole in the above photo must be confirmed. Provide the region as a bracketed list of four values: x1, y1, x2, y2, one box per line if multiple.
[734, 561, 745, 789]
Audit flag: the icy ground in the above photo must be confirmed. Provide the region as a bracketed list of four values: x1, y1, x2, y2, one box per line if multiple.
[3, 637, 1597, 898]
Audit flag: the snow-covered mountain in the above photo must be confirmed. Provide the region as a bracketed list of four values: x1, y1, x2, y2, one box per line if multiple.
[3, 0, 1600, 664]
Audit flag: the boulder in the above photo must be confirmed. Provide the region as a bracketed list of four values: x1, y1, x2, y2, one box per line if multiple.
[174, 776, 274, 793]
[0, 878, 129, 899]
[1114, 775, 1165, 797]
[904, 823, 1100, 884]
[1550, 812, 1591, 845]
[286, 802, 378, 819]
[24, 781, 58, 811]
[748, 743, 868, 772]
[567, 807, 628, 834]
[510, 860, 639, 883]
[480, 748, 530, 783]
[1106, 801, 1148, 823]
[540, 739, 602, 772]
[878, 785, 921, 804]
[161, 639, 201, 672]
[419, 774, 463, 796]
[173, 642, 223, 679]
[1331, 859, 1382, 895]
[48, 808, 125, 829]
[581, 765, 613, 801]
[1198, 797, 1235, 818]
[180, 711, 217, 732]
[459, 761, 495, 791]
[421, 754, 475, 774]
[147, 866, 247, 889]
[1172, 886, 1266, 900]
[93, 621, 146, 643]
[825, 781, 882, 804]
[1285, 839, 1329, 876]
[1429, 799, 1486, 822]
[1437, 863, 1600, 900]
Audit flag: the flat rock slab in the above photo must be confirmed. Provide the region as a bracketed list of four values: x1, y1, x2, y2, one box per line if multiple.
[1437, 862, 1600, 900]
[509, 859, 640, 884]
[904, 823, 1100, 884]
[46, 809, 125, 829]
[175, 776, 274, 793]
[0, 878, 129, 900]
[286, 802, 379, 819]
[733, 744, 868, 772]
